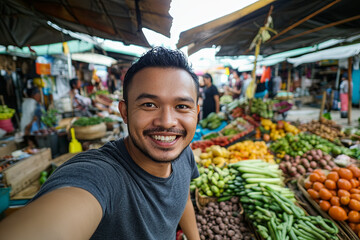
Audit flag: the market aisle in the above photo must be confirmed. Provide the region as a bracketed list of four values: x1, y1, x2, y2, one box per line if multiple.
[286, 106, 360, 127]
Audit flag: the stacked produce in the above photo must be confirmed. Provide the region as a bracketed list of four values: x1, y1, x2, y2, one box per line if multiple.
[298, 118, 344, 143]
[250, 98, 273, 119]
[279, 149, 337, 178]
[270, 132, 354, 158]
[228, 141, 274, 163]
[305, 166, 360, 237]
[226, 160, 339, 239]
[191, 165, 234, 197]
[0, 105, 15, 120]
[260, 119, 300, 141]
[227, 160, 294, 201]
[196, 199, 254, 240]
[199, 112, 226, 130]
[195, 145, 231, 167]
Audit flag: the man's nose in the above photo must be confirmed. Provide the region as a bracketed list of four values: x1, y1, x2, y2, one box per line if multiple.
[154, 107, 177, 128]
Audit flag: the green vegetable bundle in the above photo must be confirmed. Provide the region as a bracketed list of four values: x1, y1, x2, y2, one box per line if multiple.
[72, 116, 104, 126]
[244, 186, 339, 240]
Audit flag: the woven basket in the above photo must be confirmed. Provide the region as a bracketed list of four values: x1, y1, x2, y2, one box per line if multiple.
[195, 188, 218, 211]
[73, 122, 106, 140]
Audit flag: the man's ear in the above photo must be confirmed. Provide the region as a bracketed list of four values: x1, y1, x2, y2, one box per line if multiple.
[119, 100, 128, 124]
[197, 104, 200, 114]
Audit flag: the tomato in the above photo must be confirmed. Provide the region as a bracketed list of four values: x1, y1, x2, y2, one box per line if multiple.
[319, 200, 331, 211]
[327, 171, 340, 182]
[348, 211, 360, 223]
[319, 188, 332, 200]
[309, 173, 321, 182]
[338, 178, 352, 191]
[340, 196, 350, 205]
[352, 194, 360, 201]
[328, 206, 348, 221]
[304, 180, 313, 190]
[307, 189, 320, 199]
[350, 179, 360, 188]
[350, 189, 360, 194]
[338, 189, 351, 197]
[339, 168, 353, 180]
[348, 166, 360, 178]
[313, 182, 325, 192]
[349, 199, 360, 211]
[324, 179, 337, 190]
[330, 196, 341, 206]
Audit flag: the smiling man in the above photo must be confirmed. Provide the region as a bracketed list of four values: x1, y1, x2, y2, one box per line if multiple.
[0, 47, 201, 240]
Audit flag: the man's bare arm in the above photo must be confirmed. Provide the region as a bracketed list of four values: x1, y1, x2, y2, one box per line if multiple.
[0, 187, 102, 240]
[179, 193, 200, 240]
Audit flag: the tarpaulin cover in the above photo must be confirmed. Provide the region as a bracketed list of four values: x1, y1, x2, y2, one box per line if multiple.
[0, 0, 172, 47]
[177, 0, 360, 56]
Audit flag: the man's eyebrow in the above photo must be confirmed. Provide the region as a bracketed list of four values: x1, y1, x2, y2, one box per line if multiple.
[135, 93, 159, 101]
[175, 97, 195, 104]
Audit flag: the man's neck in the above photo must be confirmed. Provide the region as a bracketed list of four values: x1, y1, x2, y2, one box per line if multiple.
[124, 137, 172, 178]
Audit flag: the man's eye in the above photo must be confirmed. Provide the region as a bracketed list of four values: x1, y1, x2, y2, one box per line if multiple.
[176, 104, 190, 109]
[143, 103, 156, 108]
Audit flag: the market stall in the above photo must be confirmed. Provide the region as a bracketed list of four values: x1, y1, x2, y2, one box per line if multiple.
[187, 96, 360, 239]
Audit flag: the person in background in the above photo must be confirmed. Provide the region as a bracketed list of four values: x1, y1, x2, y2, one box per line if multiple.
[202, 73, 220, 119]
[227, 69, 242, 99]
[254, 76, 269, 99]
[20, 87, 44, 135]
[339, 72, 351, 118]
[69, 78, 92, 116]
[240, 72, 252, 99]
[0, 47, 201, 240]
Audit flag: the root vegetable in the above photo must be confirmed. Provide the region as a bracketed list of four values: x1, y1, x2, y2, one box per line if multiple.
[310, 161, 318, 169]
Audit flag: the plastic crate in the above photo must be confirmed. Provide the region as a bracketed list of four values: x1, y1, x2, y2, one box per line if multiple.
[0, 187, 11, 214]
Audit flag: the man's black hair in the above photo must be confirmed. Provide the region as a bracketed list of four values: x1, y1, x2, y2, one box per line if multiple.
[123, 47, 199, 103]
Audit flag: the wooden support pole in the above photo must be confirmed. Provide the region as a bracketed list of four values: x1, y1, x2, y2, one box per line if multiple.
[287, 66, 291, 93]
[348, 57, 353, 125]
[320, 91, 327, 121]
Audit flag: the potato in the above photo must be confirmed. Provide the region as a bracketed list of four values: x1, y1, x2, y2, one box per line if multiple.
[307, 155, 313, 161]
[301, 158, 310, 168]
[310, 161, 317, 168]
[319, 159, 327, 167]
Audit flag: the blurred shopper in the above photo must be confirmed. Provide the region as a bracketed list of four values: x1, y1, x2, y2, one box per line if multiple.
[69, 78, 92, 116]
[240, 72, 252, 99]
[20, 87, 45, 135]
[202, 73, 220, 119]
[228, 69, 242, 99]
[254, 76, 269, 99]
[339, 72, 351, 118]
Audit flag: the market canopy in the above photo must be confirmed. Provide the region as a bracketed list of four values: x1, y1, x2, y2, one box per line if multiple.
[288, 43, 360, 67]
[0, 0, 172, 48]
[177, 0, 360, 56]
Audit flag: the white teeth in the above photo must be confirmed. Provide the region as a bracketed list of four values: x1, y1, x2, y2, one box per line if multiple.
[152, 135, 176, 142]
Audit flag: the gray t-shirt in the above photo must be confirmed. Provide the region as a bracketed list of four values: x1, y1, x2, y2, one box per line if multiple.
[32, 138, 199, 239]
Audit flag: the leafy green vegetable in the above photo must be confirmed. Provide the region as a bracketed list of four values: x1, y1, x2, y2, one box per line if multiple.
[41, 109, 59, 127]
[73, 116, 104, 126]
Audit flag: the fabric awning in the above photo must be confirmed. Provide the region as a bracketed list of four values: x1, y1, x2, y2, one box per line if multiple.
[0, 0, 172, 47]
[177, 0, 360, 56]
[287, 43, 360, 66]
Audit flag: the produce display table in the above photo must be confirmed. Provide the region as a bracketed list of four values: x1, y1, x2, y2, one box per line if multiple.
[0, 140, 17, 157]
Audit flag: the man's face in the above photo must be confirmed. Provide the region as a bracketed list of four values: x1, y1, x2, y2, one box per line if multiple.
[120, 67, 199, 163]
